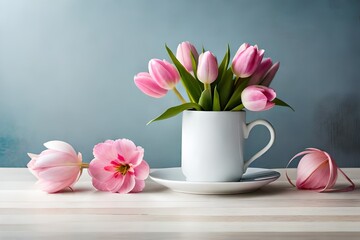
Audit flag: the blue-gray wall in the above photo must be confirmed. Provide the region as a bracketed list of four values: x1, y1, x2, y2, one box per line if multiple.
[1, 0, 359, 168]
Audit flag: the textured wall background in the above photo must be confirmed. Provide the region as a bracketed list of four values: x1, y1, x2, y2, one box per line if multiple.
[0, 0, 359, 168]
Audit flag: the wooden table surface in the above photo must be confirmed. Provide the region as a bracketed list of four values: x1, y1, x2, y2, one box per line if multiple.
[0, 168, 359, 240]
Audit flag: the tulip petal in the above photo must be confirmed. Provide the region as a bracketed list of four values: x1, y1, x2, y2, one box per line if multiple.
[131, 180, 145, 193]
[262, 62, 280, 87]
[262, 87, 276, 101]
[91, 178, 108, 191]
[241, 85, 276, 111]
[115, 139, 144, 165]
[176, 41, 199, 72]
[34, 151, 80, 169]
[298, 161, 330, 190]
[248, 58, 273, 85]
[336, 168, 355, 192]
[242, 90, 267, 111]
[88, 159, 114, 182]
[320, 151, 338, 192]
[105, 174, 125, 192]
[134, 160, 150, 180]
[36, 180, 68, 193]
[197, 51, 218, 84]
[27, 153, 38, 159]
[235, 43, 250, 56]
[44, 141, 77, 157]
[37, 165, 80, 182]
[149, 59, 180, 90]
[232, 43, 264, 78]
[37, 170, 79, 193]
[117, 174, 136, 194]
[285, 149, 319, 187]
[262, 102, 275, 111]
[27, 158, 38, 178]
[93, 141, 118, 163]
[296, 151, 327, 186]
[163, 60, 180, 82]
[134, 72, 168, 98]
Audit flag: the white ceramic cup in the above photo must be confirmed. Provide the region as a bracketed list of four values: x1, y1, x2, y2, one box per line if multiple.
[181, 110, 275, 182]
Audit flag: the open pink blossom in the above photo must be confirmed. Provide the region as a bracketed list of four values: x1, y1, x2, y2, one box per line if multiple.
[286, 148, 355, 192]
[88, 139, 150, 194]
[27, 141, 83, 193]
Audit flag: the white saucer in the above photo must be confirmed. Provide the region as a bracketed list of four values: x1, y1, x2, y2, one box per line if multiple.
[149, 167, 280, 195]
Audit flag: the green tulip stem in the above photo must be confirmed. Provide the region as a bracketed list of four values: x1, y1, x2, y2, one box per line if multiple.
[173, 87, 187, 104]
[234, 76, 240, 86]
[204, 83, 212, 97]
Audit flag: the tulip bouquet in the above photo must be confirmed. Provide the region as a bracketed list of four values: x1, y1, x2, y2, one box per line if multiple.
[134, 41, 292, 123]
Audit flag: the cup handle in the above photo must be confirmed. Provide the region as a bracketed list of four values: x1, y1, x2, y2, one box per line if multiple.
[243, 119, 275, 172]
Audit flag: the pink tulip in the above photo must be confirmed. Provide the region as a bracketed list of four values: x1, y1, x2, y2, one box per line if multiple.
[134, 72, 168, 98]
[248, 58, 273, 85]
[241, 85, 276, 111]
[176, 41, 199, 72]
[197, 51, 218, 84]
[88, 139, 150, 194]
[148, 59, 180, 90]
[27, 141, 83, 193]
[286, 148, 355, 192]
[261, 62, 280, 87]
[232, 43, 265, 78]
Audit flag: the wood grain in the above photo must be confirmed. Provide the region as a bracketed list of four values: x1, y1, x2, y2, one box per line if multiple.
[0, 168, 359, 240]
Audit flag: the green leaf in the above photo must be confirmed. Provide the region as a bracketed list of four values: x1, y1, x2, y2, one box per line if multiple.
[224, 78, 249, 110]
[211, 45, 230, 90]
[273, 98, 295, 111]
[234, 76, 249, 89]
[165, 45, 203, 102]
[147, 103, 203, 124]
[213, 87, 221, 111]
[219, 44, 230, 78]
[230, 104, 244, 111]
[190, 52, 198, 79]
[198, 88, 212, 111]
[218, 68, 235, 110]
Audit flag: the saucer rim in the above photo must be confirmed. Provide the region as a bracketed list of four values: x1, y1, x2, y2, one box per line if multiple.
[149, 167, 280, 185]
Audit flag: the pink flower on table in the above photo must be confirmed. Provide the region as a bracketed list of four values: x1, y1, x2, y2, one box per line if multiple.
[148, 59, 180, 90]
[27, 141, 83, 193]
[241, 85, 276, 111]
[286, 148, 355, 192]
[232, 43, 264, 78]
[176, 41, 199, 72]
[134, 72, 168, 98]
[197, 51, 218, 84]
[88, 139, 150, 194]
